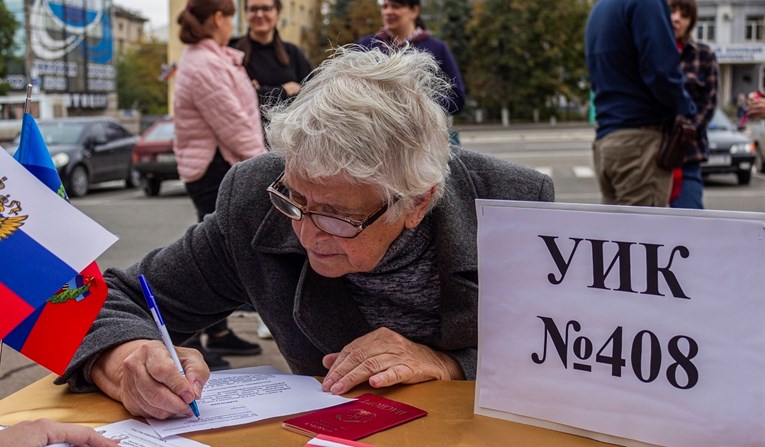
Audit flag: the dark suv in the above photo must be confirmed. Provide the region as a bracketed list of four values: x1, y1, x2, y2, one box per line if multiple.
[132, 117, 178, 196]
[7, 117, 139, 197]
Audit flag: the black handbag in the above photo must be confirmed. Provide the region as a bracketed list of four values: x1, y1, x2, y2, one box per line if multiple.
[656, 116, 696, 170]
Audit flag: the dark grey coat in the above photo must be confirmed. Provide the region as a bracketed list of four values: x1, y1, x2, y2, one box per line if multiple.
[60, 147, 554, 391]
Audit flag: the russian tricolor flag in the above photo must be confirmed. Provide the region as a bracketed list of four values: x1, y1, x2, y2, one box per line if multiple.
[0, 113, 117, 373]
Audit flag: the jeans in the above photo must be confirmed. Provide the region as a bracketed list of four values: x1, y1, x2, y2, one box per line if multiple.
[670, 163, 703, 209]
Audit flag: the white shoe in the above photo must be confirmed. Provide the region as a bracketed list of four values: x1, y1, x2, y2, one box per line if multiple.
[255, 313, 273, 339]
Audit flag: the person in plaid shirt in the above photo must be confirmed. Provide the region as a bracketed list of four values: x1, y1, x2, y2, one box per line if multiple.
[668, 0, 719, 209]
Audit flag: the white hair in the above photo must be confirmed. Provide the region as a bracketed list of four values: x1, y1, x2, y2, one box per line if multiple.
[266, 45, 452, 219]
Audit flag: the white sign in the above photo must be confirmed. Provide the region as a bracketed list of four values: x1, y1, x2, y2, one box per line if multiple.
[475, 201, 765, 447]
[711, 44, 765, 64]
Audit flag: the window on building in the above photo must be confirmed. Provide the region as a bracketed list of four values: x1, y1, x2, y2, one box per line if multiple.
[745, 16, 764, 42]
[696, 17, 715, 42]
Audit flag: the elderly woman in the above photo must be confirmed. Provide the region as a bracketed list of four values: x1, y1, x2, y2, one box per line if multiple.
[59, 47, 554, 419]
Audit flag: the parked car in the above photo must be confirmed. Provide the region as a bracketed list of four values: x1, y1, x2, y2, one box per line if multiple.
[6, 117, 139, 197]
[702, 108, 756, 185]
[132, 117, 177, 196]
[748, 117, 765, 174]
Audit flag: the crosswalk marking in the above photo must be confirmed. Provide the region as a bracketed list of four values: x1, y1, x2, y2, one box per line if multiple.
[532, 166, 595, 179]
[573, 166, 595, 178]
[535, 167, 553, 177]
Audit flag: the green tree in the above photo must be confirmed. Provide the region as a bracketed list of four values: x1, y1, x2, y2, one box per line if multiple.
[116, 40, 168, 115]
[0, 0, 18, 95]
[439, 0, 471, 81]
[302, 1, 328, 67]
[324, 0, 380, 48]
[467, 0, 590, 122]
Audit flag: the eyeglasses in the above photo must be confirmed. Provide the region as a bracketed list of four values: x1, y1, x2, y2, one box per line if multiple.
[247, 5, 275, 13]
[266, 172, 395, 238]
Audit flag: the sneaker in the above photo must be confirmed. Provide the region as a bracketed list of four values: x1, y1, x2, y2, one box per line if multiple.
[205, 330, 262, 356]
[181, 334, 230, 371]
[255, 313, 273, 340]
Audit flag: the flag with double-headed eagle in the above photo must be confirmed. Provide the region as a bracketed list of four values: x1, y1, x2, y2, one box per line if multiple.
[1, 113, 117, 374]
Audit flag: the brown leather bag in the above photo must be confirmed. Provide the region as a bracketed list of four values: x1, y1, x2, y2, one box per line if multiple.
[656, 116, 696, 170]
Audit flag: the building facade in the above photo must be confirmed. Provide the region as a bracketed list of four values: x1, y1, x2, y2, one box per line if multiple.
[113, 5, 148, 56]
[3, 0, 119, 114]
[697, 1, 765, 107]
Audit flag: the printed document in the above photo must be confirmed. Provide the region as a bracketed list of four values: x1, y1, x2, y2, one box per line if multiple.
[96, 419, 208, 446]
[147, 366, 354, 437]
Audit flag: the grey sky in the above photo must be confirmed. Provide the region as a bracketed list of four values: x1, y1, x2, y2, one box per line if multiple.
[115, 0, 169, 29]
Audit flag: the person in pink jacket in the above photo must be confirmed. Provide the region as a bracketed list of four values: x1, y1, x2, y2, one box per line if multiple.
[175, 0, 267, 220]
[172, 0, 267, 367]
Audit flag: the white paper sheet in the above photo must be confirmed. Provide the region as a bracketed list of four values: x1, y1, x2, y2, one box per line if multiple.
[147, 366, 354, 438]
[474, 201, 765, 447]
[95, 419, 208, 447]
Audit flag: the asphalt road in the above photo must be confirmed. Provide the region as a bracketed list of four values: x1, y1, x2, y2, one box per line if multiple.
[457, 124, 765, 212]
[2, 122, 764, 400]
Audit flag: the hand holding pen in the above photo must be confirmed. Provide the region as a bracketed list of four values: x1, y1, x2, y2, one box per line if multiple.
[139, 274, 201, 419]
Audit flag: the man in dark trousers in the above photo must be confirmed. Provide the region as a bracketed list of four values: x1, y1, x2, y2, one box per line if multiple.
[586, 0, 696, 206]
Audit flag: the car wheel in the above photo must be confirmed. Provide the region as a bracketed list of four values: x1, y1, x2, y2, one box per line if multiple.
[142, 177, 162, 197]
[736, 168, 752, 185]
[126, 165, 141, 189]
[67, 165, 89, 197]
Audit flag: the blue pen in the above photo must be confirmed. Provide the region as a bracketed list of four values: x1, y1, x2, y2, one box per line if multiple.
[138, 274, 201, 418]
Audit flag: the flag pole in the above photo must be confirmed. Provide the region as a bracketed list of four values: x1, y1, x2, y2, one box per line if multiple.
[23, 83, 32, 115]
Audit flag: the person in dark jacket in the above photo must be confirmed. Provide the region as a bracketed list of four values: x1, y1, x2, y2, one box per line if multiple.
[586, 0, 696, 206]
[228, 0, 314, 343]
[668, 0, 718, 209]
[59, 47, 553, 420]
[357, 0, 465, 117]
[232, 0, 312, 113]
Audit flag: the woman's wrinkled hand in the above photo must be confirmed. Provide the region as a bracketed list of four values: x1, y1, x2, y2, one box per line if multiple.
[91, 339, 209, 420]
[320, 327, 464, 395]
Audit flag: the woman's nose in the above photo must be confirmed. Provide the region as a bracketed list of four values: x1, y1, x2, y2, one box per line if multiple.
[295, 216, 330, 244]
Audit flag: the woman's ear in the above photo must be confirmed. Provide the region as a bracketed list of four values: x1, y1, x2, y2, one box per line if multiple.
[404, 186, 436, 229]
[212, 10, 224, 28]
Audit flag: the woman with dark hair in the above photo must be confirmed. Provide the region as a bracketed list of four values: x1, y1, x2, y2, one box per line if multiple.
[230, 0, 313, 341]
[173, 0, 267, 367]
[668, 0, 718, 209]
[357, 0, 465, 140]
[232, 0, 313, 112]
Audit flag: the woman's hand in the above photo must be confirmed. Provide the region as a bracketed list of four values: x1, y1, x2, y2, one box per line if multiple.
[282, 81, 301, 97]
[747, 95, 765, 120]
[90, 340, 210, 419]
[320, 327, 464, 395]
[0, 419, 120, 447]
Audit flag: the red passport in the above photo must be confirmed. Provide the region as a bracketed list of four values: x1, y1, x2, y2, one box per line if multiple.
[282, 393, 427, 440]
